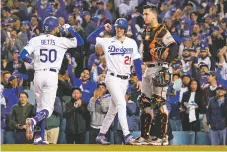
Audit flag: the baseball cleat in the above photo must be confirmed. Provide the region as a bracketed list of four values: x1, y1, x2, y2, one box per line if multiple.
[125, 135, 136, 145]
[96, 136, 110, 145]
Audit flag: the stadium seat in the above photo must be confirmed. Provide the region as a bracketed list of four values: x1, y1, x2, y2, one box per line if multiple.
[110, 131, 114, 144]
[170, 131, 195, 145]
[195, 132, 210, 145]
[24, 89, 35, 105]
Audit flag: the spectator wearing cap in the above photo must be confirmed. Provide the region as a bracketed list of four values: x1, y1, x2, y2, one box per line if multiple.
[65, 0, 74, 14]
[5, 50, 27, 75]
[18, 21, 32, 46]
[11, 0, 28, 21]
[167, 73, 182, 131]
[9, 92, 34, 144]
[113, 89, 139, 144]
[81, 11, 97, 37]
[200, 71, 219, 132]
[87, 82, 111, 144]
[207, 85, 227, 145]
[63, 88, 89, 144]
[181, 79, 202, 132]
[2, 75, 24, 144]
[95, 1, 112, 21]
[198, 42, 216, 71]
[179, 73, 191, 103]
[178, 38, 192, 58]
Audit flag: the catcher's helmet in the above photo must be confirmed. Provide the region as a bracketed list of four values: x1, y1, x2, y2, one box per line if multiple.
[114, 18, 128, 32]
[43, 16, 59, 32]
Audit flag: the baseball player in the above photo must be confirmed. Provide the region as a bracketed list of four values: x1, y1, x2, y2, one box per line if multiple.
[134, 4, 178, 145]
[86, 18, 142, 145]
[18, 16, 84, 144]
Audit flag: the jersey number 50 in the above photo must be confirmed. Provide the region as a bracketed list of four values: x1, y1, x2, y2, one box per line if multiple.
[40, 49, 57, 63]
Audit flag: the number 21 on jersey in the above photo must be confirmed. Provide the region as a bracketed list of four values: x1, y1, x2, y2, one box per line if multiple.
[40, 49, 57, 63]
[124, 56, 131, 65]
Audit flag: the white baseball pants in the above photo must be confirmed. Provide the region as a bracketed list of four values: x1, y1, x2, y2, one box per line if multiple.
[99, 74, 130, 136]
[34, 70, 58, 117]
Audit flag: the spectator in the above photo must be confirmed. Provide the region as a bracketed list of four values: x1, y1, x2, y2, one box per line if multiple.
[181, 79, 202, 132]
[2, 29, 23, 61]
[5, 50, 27, 75]
[90, 0, 98, 17]
[44, 97, 62, 144]
[167, 73, 182, 131]
[68, 56, 97, 104]
[1, 71, 12, 87]
[96, 55, 107, 75]
[18, 21, 32, 46]
[207, 85, 227, 145]
[30, 15, 41, 37]
[11, 0, 28, 21]
[118, 0, 132, 18]
[87, 45, 104, 68]
[63, 88, 89, 144]
[81, 11, 97, 37]
[97, 9, 111, 27]
[9, 92, 34, 144]
[200, 71, 219, 132]
[1, 77, 6, 144]
[87, 82, 111, 144]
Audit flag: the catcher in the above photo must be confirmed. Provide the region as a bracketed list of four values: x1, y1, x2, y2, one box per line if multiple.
[133, 3, 178, 145]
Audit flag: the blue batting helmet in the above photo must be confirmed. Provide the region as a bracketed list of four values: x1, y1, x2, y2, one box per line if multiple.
[114, 18, 128, 32]
[43, 16, 59, 32]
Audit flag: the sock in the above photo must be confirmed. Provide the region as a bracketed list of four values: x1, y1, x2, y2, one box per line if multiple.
[40, 120, 45, 140]
[98, 133, 106, 137]
[34, 109, 49, 124]
[124, 133, 131, 140]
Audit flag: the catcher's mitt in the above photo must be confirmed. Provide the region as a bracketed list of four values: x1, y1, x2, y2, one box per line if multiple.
[137, 93, 166, 110]
[152, 68, 171, 87]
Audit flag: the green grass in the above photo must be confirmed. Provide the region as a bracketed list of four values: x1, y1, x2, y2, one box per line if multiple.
[1, 144, 227, 151]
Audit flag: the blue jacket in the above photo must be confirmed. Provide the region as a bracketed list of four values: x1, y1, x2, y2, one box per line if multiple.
[3, 86, 24, 114]
[206, 97, 227, 131]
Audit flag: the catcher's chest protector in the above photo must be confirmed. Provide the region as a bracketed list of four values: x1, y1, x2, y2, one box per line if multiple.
[142, 24, 169, 62]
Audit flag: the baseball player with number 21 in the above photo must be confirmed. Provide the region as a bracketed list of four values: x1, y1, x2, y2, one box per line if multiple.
[18, 16, 84, 144]
[87, 18, 143, 145]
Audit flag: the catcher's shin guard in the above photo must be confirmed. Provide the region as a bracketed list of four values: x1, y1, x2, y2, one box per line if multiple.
[160, 113, 168, 139]
[140, 113, 152, 139]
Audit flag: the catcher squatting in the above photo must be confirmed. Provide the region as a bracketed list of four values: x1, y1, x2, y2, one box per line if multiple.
[133, 4, 178, 146]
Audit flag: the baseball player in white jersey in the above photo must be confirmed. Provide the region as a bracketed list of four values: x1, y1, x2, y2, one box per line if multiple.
[18, 16, 84, 144]
[87, 18, 143, 145]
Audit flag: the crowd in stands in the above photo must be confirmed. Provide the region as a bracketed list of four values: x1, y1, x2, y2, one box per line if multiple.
[1, 0, 227, 145]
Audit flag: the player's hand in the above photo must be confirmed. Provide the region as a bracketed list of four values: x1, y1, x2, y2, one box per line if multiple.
[136, 81, 142, 91]
[104, 23, 112, 32]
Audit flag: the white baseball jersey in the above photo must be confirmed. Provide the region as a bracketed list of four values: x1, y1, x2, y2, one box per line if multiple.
[24, 34, 77, 71]
[96, 36, 141, 75]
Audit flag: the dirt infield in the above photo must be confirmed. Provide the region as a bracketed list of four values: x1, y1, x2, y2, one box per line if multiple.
[1, 144, 227, 151]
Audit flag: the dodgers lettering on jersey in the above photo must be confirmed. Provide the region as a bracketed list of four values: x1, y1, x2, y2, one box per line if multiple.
[24, 34, 77, 71]
[96, 36, 140, 75]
